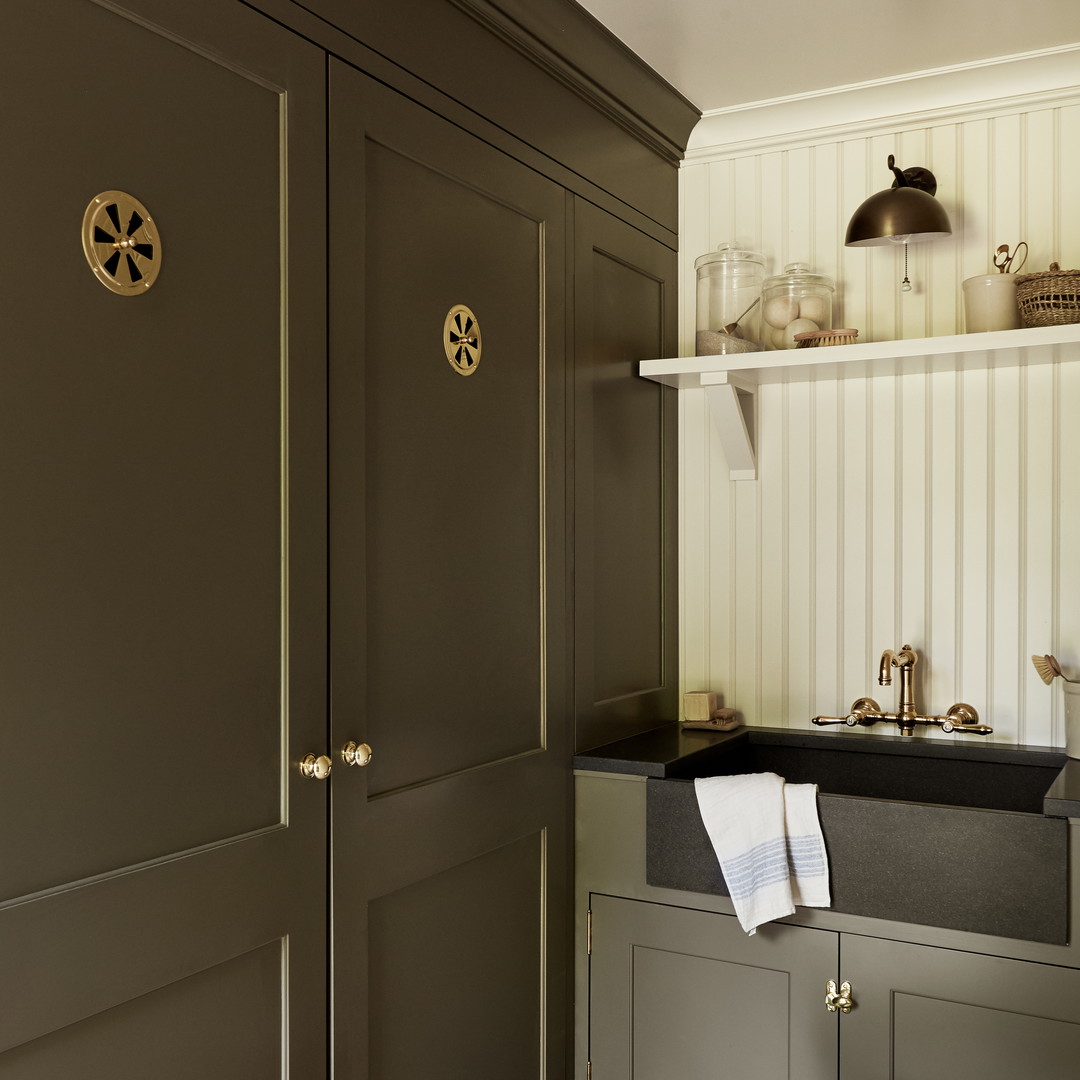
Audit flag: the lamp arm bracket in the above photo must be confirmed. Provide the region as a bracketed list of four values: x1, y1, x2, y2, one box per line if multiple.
[886, 154, 938, 196]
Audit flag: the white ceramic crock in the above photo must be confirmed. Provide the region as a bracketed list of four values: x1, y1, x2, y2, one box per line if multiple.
[1064, 681, 1080, 759]
[962, 273, 1021, 333]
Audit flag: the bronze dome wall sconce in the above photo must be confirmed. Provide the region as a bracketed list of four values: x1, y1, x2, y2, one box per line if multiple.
[845, 155, 952, 292]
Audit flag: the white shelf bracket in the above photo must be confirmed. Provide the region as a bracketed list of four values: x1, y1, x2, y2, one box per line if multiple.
[701, 372, 756, 481]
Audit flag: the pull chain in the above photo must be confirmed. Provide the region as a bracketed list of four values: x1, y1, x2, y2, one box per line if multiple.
[901, 242, 912, 292]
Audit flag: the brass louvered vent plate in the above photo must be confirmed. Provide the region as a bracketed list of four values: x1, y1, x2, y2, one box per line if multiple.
[443, 305, 481, 375]
[81, 191, 161, 295]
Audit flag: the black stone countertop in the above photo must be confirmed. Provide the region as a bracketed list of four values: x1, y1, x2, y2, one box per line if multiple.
[1046, 760, 1080, 818]
[574, 722, 1080, 818]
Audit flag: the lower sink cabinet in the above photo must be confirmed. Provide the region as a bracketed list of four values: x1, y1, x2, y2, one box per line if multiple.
[588, 894, 1080, 1080]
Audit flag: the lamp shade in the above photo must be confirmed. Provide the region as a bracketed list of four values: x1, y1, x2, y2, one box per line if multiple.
[845, 155, 952, 247]
[845, 186, 952, 246]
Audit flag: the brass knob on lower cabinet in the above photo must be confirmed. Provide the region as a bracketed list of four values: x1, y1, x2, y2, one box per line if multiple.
[825, 979, 855, 1013]
[299, 753, 332, 780]
[341, 741, 373, 767]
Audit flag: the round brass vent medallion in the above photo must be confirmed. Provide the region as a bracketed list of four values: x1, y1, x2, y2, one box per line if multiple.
[81, 191, 161, 295]
[443, 304, 481, 375]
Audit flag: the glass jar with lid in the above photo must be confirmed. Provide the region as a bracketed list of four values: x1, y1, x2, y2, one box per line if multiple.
[760, 262, 834, 349]
[694, 242, 765, 354]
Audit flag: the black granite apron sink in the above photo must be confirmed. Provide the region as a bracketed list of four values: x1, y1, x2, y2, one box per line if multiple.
[663, 726, 1064, 812]
[639, 727, 1070, 943]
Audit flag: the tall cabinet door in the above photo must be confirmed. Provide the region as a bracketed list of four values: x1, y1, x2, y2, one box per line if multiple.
[0, 1, 328, 1075]
[328, 62, 569, 1079]
[572, 201, 679, 753]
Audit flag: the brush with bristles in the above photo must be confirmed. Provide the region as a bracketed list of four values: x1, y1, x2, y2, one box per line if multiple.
[1031, 654, 1080, 685]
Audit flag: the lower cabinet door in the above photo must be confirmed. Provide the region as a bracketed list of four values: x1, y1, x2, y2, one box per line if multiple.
[840, 934, 1080, 1080]
[588, 895, 839, 1080]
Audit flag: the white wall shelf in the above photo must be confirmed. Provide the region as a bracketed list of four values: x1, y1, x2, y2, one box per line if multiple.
[640, 324, 1080, 480]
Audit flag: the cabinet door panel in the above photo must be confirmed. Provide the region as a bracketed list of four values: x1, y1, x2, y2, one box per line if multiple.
[573, 202, 678, 752]
[842, 935, 1080, 1080]
[0, 944, 282, 1078]
[0, 1, 326, 1072]
[329, 59, 569, 1080]
[589, 895, 839, 1080]
[357, 133, 546, 794]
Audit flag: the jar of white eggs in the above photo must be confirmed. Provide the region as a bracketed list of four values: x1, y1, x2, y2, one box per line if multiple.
[694, 242, 766, 354]
[761, 262, 834, 349]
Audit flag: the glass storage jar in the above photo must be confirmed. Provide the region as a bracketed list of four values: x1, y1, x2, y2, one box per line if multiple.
[694, 242, 765, 354]
[761, 262, 834, 349]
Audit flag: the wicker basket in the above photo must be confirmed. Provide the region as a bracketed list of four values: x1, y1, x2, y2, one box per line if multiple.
[793, 328, 859, 348]
[1014, 263, 1080, 327]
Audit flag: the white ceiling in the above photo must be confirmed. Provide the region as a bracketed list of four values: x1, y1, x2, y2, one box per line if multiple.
[575, 0, 1080, 114]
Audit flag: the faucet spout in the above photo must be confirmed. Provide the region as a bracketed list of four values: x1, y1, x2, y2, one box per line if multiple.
[878, 649, 895, 686]
[877, 646, 919, 732]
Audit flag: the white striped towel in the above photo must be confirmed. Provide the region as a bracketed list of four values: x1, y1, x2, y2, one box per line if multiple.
[694, 772, 831, 935]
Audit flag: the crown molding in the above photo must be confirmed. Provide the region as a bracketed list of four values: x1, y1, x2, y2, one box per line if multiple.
[686, 42, 1080, 160]
[452, 0, 699, 162]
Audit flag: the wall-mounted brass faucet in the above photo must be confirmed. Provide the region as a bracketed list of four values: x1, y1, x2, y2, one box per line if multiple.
[812, 645, 993, 737]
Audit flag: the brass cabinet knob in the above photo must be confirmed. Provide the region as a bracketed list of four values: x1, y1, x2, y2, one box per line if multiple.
[299, 753, 332, 780]
[341, 741, 373, 767]
[825, 979, 854, 1013]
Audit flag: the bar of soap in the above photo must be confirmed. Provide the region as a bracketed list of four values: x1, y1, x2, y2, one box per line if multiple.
[683, 691, 717, 722]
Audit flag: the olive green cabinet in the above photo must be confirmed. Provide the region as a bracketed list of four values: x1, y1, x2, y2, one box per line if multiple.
[0, 0, 328, 1073]
[841, 934, 1080, 1079]
[571, 200, 679, 754]
[2, 1, 686, 1076]
[588, 895, 838, 1080]
[328, 57, 573, 1079]
[587, 894, 1080, 1080]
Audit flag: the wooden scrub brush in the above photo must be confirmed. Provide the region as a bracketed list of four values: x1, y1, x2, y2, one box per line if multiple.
[1031, 654, 1080, 684]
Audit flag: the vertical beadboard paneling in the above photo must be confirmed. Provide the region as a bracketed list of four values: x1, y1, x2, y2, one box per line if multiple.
[926, 371, 960, 718]
[730, 156, 760, 252]
[958, 118, 991, 316]
[928, 124, 962, 337]
[678, 81, 1080, 747]
[781, 146, 812, 269]
[811, 382, 841, 717]
[756, 151, 785, 283]
[784, 382, 814, 725]
[1024, 108, 1058, 272]
[839, 140, 871, 336]
[957, 369, 991, 718]
[1023, 364, 1057, 745]
[678, 388, 710, 700]
[707, 391, 733, 699]
[989, 366, 1023, 741]
[731, 461, 759, 716]
[1056, 361, 1080, 741]
[811, 145, 841, 308]
[706, 158, 735, 250]
[679, 162, 709, 356]
[898, 372, 929, 700]
[757, 384, 786, 724]
[1058, 105, 1080, 262]
[839, 379, 870, 710]
[895, 128, 932, 341]
[868, 376, 899, 650]
[989, 113, 1024, 264]
[866, 131, 903, 343]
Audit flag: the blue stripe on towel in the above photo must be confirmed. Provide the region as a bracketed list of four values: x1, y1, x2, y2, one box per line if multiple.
[787, 834, 826, 876]
[724, 838, 792, 900]
[723, 835, 825, 900]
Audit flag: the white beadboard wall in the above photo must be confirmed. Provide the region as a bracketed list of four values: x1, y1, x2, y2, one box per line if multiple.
[678, 48, 1080, 747]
